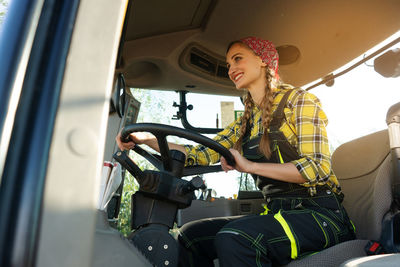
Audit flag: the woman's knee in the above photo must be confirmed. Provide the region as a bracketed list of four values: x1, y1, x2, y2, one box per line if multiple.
[215, 223, 249, 255]
[215, 230, 242, 258]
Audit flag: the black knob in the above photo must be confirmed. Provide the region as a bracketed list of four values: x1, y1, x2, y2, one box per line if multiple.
[180, 176, 205, 195]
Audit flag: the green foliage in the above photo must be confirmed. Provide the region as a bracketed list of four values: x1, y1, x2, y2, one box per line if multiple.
[0, 0, 8, 25]
[131, 88, 174, 124]
[116, 167, 139, 236]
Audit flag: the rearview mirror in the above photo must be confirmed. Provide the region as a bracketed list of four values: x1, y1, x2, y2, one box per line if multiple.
[374, 48, 400, 78]
[113, 73, 126, 118]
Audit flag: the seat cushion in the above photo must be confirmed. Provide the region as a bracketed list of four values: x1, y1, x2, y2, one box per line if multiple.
[283, 240, 369, 267]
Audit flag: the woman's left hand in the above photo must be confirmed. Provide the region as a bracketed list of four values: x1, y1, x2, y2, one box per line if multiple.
[221, 148, 252, 173]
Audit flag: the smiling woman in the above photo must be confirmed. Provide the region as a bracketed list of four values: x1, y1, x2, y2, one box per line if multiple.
[167, 36, 355, 267]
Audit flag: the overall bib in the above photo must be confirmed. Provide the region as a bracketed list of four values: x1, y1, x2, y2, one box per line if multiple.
[178, 90, 355, 267]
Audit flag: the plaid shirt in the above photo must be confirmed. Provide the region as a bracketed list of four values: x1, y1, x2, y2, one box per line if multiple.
[184, 87, 341, 194]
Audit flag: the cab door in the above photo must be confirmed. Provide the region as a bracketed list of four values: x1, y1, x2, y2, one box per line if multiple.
[0, 0, 128, 266]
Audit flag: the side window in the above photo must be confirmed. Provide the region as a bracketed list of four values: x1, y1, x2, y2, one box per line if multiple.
[185, 93, 244, 130]
[313, 59, 400, 151]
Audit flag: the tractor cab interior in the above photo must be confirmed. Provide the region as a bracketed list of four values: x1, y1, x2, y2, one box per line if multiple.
[1, 0, 400, 267]
[97, 1, 400, 266]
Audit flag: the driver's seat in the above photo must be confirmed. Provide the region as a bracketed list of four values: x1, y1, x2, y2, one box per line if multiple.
[284, 129, 393, 266]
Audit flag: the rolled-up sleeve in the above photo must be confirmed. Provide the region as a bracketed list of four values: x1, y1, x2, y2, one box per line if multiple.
[289, 91, 332, 186]
[184, 119, 241, 166]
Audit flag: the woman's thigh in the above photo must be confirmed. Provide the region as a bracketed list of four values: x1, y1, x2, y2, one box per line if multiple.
[216, 206, 353, 266]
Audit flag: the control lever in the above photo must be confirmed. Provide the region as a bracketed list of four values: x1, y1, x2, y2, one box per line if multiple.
[180, 176, 206, 195]
[113, 150, 144, 180]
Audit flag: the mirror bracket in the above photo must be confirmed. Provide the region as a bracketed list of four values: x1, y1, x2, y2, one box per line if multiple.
[172, 91, 223, 134]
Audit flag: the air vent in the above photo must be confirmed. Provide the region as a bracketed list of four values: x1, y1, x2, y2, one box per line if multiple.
[217, 65, 229, 79]
[180, 43, 231, 84]
[190, 48, 216, 75]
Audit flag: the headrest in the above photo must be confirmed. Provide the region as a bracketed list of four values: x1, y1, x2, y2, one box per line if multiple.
[332, 130, 390, 179]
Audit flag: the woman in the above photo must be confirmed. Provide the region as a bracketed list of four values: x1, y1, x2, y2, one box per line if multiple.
[116, 37, 355, 267]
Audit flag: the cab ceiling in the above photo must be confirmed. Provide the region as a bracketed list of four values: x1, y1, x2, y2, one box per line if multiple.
[120, 0, 400, 96]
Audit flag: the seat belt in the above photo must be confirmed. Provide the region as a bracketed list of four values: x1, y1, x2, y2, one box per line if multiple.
[386, 102, 400, 208]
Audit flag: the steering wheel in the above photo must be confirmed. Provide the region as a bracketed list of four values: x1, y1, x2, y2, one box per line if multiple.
[119, 123, 235, 177]
[114, 123, 236, 267]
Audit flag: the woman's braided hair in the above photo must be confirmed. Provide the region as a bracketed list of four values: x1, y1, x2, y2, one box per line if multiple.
[228, 41, 279, 159]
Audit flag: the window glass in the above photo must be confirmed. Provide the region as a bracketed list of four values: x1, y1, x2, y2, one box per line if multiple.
[0, 0, 10, 28]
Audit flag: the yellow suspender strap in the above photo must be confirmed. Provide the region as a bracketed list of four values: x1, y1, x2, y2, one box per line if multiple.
[274, 143, 284, 164]
[274, 211, 298, 259]
[260, 204, 270, 215]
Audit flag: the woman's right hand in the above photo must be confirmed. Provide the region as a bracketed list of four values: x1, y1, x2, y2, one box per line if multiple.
[115, 131, 155, 151]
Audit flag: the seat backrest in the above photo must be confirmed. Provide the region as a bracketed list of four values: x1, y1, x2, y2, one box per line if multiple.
[332, 130, 393, 240]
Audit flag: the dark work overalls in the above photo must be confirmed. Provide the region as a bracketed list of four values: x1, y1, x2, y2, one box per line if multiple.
[178, 90, 355, 267]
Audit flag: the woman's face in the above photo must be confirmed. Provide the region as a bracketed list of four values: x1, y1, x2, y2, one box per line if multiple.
[226, 43, 267, 90]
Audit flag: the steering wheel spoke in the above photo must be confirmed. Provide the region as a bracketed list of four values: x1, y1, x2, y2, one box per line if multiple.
[155, 133, 173, 171]
[132, 145, 163, 170]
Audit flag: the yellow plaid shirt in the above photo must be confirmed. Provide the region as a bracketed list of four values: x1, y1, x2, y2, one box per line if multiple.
[184, 86, 341, 195]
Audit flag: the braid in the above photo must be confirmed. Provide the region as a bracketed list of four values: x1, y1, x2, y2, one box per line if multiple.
[234, 92, 254, 151]
[259, 69, 276, 159]
[229, 40, 281, 157]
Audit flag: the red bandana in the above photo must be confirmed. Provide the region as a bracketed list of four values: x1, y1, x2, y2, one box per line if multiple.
[240, 37, 279, 76]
